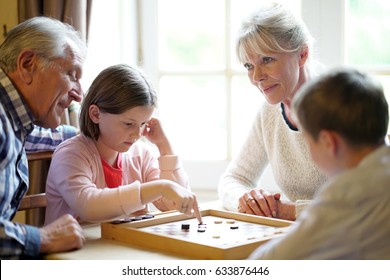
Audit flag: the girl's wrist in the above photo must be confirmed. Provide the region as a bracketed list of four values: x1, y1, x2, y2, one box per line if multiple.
[157, 141, 174, 156]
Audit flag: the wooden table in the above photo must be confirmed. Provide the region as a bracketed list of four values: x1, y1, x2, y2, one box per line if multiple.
[47, 222, 191, 260]
[46, 201, 224, 260]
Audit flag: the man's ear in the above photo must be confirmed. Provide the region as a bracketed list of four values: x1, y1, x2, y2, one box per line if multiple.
[89, 104, 101, 124]
[17, 49, 37, 84]
[299, 45, 309, 67]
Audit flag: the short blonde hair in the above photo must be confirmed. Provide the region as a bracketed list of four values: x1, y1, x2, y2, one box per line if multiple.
[236, 3, 313, 63]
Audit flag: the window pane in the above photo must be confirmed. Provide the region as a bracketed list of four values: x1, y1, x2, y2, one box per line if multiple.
[82, 1, 137, 91]
[347, 0, 390, 66]
[158, 0, 226, 71]
[158, 76, 227, 160]
[346, 0, 390, 134]
[375, 75, 390, 133]
[82, 1, 123, 89]
[156, 0, 302, 162]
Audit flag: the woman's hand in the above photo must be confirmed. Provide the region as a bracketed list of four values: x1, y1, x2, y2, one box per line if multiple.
[238, 188, 279, 217]
[237, 189, 296, 221]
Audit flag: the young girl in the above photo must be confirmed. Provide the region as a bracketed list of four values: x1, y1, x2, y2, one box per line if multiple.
[44, 64, 202, 225]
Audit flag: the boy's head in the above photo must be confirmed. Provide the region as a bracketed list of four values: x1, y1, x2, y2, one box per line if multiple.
[292, 68, 389, 175]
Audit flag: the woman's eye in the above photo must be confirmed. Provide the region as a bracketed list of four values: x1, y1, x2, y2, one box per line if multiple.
[263, 57, 274, 64]
[243, 63, 253, 70]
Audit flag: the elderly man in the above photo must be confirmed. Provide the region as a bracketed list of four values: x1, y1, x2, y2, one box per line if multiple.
[0, 17, 86, 259]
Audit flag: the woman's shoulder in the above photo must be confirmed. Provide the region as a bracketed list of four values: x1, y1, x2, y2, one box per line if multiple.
[254, 102, 283, 127]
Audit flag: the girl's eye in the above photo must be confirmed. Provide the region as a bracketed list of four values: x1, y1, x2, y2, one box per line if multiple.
[125, 122, 135, 127]
[243, 63, 253, 70]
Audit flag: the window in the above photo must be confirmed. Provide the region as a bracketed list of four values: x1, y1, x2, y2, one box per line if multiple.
[83, 0, 389, 189]
[153, 0, 300, 160]
[345, 0, 390, 132]
[302, 0, 390, 132]
[139, 0, 299, 188]
[84, 0, 299, 189]
[81, 0, 138, 90]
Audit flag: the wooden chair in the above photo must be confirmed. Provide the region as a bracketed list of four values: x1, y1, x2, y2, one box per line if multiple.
[17, 151, 53, 226]
[26, 151, 54, 161]
[18, 193, 47, 211]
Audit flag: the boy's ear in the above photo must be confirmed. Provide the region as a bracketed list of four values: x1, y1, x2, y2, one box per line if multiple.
[318, 130, 339, 156]
[89, 104, 101, 124]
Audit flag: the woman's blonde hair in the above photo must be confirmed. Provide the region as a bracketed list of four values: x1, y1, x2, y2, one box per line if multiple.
[236, 3, 314, 63]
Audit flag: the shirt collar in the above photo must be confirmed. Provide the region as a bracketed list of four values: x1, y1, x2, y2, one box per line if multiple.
[0, 68, 34, 135]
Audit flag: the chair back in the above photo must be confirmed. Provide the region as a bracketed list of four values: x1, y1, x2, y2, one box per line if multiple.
[17, 151, 53, 226]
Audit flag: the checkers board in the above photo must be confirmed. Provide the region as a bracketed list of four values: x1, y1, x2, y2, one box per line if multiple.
[101, 209, 293, 259]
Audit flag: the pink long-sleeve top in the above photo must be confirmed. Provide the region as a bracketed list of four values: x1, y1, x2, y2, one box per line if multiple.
[44, 134, 189, 225]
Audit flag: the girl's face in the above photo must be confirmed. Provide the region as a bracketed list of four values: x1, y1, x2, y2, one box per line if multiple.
[243, 49, 307, 105]
[92, 105, 154, 154]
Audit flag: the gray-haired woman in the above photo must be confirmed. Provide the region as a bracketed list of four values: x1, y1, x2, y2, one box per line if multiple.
[218, 3, 327, 221]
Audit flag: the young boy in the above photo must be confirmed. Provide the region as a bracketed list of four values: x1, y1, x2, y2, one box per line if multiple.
[249, 68, 390, 259]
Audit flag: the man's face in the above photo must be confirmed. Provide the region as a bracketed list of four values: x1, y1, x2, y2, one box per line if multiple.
[30, 47, 84, 128]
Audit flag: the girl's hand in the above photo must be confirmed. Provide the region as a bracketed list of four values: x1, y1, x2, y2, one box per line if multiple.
[141, 180, 203, 224]
[143, 118, 173, 155]
[161, 181, 203, 224]
[143, 118, 165, 144]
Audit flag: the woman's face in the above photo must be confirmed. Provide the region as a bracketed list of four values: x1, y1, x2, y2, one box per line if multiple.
[243, 49, 307, 105]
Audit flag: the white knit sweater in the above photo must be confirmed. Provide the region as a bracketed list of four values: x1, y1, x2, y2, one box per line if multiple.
[218, 102, 327, 218]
